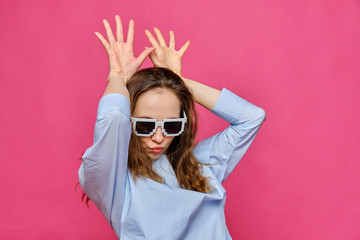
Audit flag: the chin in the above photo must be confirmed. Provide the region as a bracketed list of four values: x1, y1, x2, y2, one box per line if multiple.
[148, 153, 161, 160]
[147, 150, 165, 160]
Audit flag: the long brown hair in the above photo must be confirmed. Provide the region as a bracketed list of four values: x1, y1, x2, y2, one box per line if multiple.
[127, 67, 212, 193]
[80, 68, 212, 205]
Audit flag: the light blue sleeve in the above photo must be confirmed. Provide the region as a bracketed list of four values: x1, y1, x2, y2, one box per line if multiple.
[194, 88, 266, 183]
[78, 93, 131, 229]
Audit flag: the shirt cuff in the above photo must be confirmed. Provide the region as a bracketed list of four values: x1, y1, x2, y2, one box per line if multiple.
[97, 93, 130, 120]
[211, 88, 248, 124]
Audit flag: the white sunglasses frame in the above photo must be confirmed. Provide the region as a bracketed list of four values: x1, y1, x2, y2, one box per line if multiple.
[131, 111, 187, 137]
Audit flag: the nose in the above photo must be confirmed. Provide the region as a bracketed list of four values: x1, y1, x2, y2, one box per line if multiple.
[151, 126, 165, 143]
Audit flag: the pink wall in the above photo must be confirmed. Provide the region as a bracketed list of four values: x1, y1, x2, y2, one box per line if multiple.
[1, 0, 359, 239]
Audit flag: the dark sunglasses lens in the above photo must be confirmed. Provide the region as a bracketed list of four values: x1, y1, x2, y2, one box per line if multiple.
[136, 121, 155, 135]
[164, 121, 182, 134]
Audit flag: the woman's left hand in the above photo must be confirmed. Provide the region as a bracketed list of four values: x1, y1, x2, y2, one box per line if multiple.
[145, 28, 190, 76]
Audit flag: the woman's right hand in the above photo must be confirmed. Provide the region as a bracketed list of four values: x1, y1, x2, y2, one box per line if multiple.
[95, 15, 154, 82]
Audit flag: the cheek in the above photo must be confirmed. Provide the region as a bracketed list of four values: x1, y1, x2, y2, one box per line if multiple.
[164, 136, 175, 146]
[139, 137, 150, 145]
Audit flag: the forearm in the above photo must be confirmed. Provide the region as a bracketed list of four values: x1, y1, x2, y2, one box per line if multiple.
[103, 73, 130, 100]
[194, 89, 266, 182]
[182, 77, 221, 111]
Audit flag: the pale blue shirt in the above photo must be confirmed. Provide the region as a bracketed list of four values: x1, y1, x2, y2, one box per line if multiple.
[78, 88, 266, 240]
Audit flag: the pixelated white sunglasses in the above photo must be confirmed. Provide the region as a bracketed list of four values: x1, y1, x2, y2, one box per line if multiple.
[131, 111, 187, 137]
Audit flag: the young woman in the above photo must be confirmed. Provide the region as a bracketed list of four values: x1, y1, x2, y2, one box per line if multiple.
[79, 15, 266, 240]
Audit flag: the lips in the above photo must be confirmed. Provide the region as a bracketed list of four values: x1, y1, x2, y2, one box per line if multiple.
[150, 147, 164, 153]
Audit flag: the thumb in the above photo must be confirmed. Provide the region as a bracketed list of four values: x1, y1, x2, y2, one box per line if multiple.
[137, 47, 155, 64]
[148, 50, 162, 66]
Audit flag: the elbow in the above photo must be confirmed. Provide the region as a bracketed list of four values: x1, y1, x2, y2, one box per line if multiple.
[258, 107, 266, 123]
[78, 164, 87, 192]
[249, 107, 266, 131]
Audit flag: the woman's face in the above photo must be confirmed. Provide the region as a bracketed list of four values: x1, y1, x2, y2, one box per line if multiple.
[132, 87, 181, 160]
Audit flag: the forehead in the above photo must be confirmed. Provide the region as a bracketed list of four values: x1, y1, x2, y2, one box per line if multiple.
[132, 88, 181, 119]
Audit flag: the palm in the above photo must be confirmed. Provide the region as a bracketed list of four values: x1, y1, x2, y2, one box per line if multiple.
[145, 28, 190, 76]
[153, 49, 181, 74]
[112, 42, 138, 75]
[95, 16, 154, 81]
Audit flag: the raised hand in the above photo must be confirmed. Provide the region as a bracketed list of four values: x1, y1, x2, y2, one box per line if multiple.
[145, 28, 190, 76]
[95, 15, 154, 82]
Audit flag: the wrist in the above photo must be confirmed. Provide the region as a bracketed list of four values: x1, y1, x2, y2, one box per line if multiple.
[181, 77, 191, 85]
[172, 67, 181, 77]
[107, 72, 129, 83]
[181, 77, 193, 92]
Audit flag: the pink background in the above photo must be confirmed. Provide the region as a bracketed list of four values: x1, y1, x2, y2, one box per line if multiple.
[1, 0, 359, 239]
